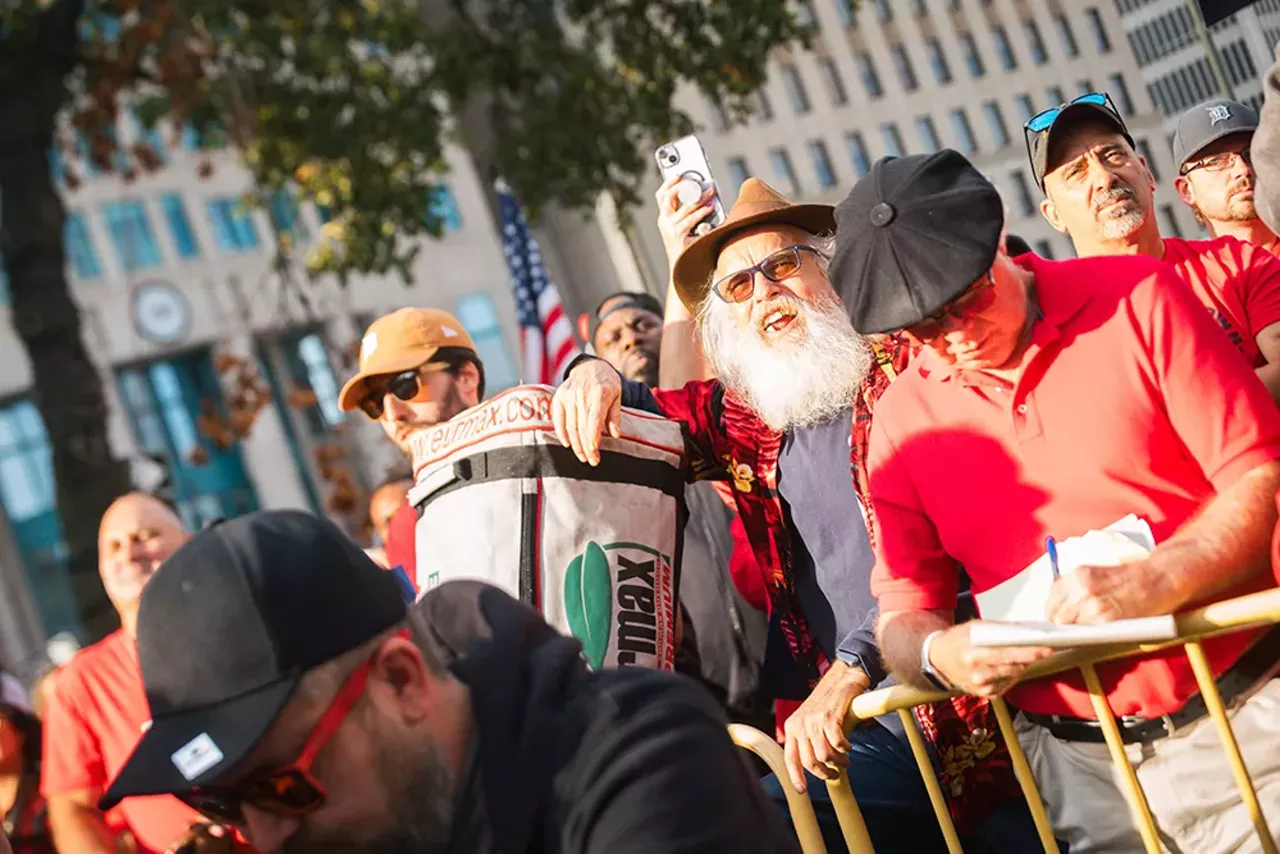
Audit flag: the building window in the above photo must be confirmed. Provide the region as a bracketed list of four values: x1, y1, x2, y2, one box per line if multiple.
[64, 211, 102, 279]
[1015, 93, 1036, 123]
[1086, 7, 1111, 53]
[207, 198, 261, 252]
[103, 200, 162, 272]
[950, 108, 978, 154]
[1010, 169, 1035, 216]
[794, 0, 816, 27]
[1159, 203, 1182, 238]
[1024, 20, 1048, 65]
[808, 140, 838, 188]
[983, 101, 1010, 147]
[817, 56, 849, 106]
[780, 64, 811, 114]
[159, 194, 200, 261]
[282, 332, 345, 431]
[992, 25, 1017, 70]
[1055, 13, 1079, 57]
[1109, 73, 1134, 115]
[916, 116, 941, 152]
[426, 185, 463, 233]
[755, 88, 775, 122]
[845, 132, 872, 176]
[855, 52, 885, 97]
[706, 96, 730, 132]
[1045, 85, 1066, 108]
[267, 190, 310, 244]
[130, 107, 166, 165]
[959, 32, 986, 78]
[1035, 239, 1055, 259]
[1135, 138, 1160, 180]
[873, 0, 892, 22]
[891, 45, 919, 91]
[881, 123, 905, 158]
[769, 148, 801, 196]
[925, 38, 953, 84]
[726, 157, 751, 189]
[455, 293, 520, 392]
[834, 0, 856, 27]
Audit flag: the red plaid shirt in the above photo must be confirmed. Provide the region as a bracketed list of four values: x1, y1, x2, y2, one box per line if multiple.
[648, 337, 1020, 831]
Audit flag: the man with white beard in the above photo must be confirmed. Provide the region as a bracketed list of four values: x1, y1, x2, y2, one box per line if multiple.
[552, 178, 1044, 853]
[1024, 91, 1280, 402]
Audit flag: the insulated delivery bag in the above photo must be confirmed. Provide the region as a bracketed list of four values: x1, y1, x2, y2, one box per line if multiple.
[407, 385, 687, 671]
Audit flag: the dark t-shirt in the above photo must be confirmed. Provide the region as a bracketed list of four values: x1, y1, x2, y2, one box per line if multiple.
[421, 581, 799, 854]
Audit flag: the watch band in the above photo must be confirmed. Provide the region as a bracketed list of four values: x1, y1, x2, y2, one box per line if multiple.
[920, 630, 953, 692]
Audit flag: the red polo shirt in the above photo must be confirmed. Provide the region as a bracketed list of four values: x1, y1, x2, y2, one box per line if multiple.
[869, 252, 1280, 719]
[1163, 235, 1280, 367]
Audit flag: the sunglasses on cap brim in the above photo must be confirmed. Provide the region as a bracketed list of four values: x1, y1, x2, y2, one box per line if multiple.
[1023, 93, 1123, 177]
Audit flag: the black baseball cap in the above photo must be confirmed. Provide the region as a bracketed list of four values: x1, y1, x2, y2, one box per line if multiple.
[1172, 99, 1258, 171]
[829, 150, 1004, 335]
[1026, 92, 1135, 191]
[101, 510, 407, 809]
[591, 292, 664, 344]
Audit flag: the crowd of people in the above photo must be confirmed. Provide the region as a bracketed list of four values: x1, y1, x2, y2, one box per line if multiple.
[10, 57, 1280, 854]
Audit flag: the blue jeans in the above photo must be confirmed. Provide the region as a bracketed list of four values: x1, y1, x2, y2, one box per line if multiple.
[762, 721, 1064, 853]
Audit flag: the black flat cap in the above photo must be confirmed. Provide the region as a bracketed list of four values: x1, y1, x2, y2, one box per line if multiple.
[829, 150, 1004, 335]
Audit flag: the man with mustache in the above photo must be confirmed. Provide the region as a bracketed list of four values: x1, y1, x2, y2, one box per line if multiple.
[99, 511, 799, 854]
[855, 149, 1280, 854]
[552, 179, 1043, 851]
[338, 309, 486, 587]
[1172, 100, 1279, 252]
[1026, 93, 1280, 400]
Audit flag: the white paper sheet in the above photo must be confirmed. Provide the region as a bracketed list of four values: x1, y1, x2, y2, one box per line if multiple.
[968, 615, 1178, 648]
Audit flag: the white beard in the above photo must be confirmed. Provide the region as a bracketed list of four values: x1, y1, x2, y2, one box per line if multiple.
[698, 290, 873, 432]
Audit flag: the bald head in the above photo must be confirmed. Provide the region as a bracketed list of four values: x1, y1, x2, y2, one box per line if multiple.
[99, 493, 188, 631]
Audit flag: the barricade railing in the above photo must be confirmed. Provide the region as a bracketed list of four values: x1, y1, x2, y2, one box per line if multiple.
[730, 587, 1280, 854]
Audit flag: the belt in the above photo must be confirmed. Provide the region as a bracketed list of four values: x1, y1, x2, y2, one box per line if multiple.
[1020, 624, 1280, 745]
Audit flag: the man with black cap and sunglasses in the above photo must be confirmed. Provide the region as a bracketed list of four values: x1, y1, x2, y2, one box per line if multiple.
[1025, 91, 1280, 401]
[840, 149, 1280, 853]
[338, 308, 487, 589]
[97, 510, 799, 854]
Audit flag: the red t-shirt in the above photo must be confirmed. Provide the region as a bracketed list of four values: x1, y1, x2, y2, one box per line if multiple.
[1162, 235, 1280, 367]
[40, 631, 206, 854]
[869, 253, 1280, 719]
[384, 500, 418, 588]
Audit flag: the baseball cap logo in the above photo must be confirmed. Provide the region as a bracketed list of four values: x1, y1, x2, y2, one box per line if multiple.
[441, 325, 459, 338]
[361, 332, 378, 364]
[1208, 104, 1232, 125]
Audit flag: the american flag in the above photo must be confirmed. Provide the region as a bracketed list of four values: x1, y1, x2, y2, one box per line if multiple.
[497, 184, 581, 384]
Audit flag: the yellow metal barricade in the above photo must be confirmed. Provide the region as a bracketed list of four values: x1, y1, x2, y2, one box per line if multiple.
[732, 587, 1280, 854]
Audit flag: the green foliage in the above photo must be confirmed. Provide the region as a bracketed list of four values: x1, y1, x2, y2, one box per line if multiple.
[45, 0, 808, 282]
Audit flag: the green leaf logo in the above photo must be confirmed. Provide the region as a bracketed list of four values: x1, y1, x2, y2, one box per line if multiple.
[564, 540, 613, 669]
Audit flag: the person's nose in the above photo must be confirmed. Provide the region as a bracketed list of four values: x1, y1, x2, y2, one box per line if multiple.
[1231, 151, 1255, 184]
[125, 536, 150, 563]
[381, 392, 414, 423]
[618, 327, 639, 353]
[240, 805, 302, 853]
[1087, 155, 1120, 193]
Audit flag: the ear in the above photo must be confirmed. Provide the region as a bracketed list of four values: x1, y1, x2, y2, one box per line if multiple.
[367, 635, 436, 726]
[1174, 174, 1195, 208]
[455, 361, 481, 400]
[1039, 196, 1068, 234]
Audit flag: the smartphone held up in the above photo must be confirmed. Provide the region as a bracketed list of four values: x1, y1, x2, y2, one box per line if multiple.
[654, 135, 727, 237]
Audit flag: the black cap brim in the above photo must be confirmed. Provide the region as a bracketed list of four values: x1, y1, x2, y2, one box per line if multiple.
[1034, 102, 1135, 189]
[100, 675, 299, 810]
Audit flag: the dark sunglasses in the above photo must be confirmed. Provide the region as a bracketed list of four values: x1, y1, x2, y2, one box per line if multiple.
[358, 369, 429, 420]
[181, 631, 407, 827]
[711, 245, 824, 304]
[904, 274, 997, 341]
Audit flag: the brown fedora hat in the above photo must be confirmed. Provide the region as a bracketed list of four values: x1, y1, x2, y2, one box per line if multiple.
[671, 178, 835, 310]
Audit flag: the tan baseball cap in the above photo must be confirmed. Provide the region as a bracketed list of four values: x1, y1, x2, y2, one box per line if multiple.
[338, 308, 478, 413]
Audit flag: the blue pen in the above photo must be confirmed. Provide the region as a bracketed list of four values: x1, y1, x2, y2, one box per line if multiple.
[1045, 536, 1060, 579]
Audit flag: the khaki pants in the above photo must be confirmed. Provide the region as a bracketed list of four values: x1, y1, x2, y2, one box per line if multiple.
[1015, 678, 1280, 853]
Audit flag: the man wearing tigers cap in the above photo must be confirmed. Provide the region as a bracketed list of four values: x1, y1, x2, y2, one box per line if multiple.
[339, 307, 487, 587]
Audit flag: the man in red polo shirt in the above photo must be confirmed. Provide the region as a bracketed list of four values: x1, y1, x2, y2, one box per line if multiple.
[832, 151, 1280, 853]
[1026, 92, 1280, 400]
[42, 493, 247, 853]
[337, 308, 487, 587]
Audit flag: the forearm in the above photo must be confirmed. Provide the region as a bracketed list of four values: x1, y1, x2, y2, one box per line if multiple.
[658, 277, 712, 388]
[1255, 364, 1280, 404]
[1158, 460, 1280, 606]
[875, 609, 954, 690]
[48, 799, 119, 854]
